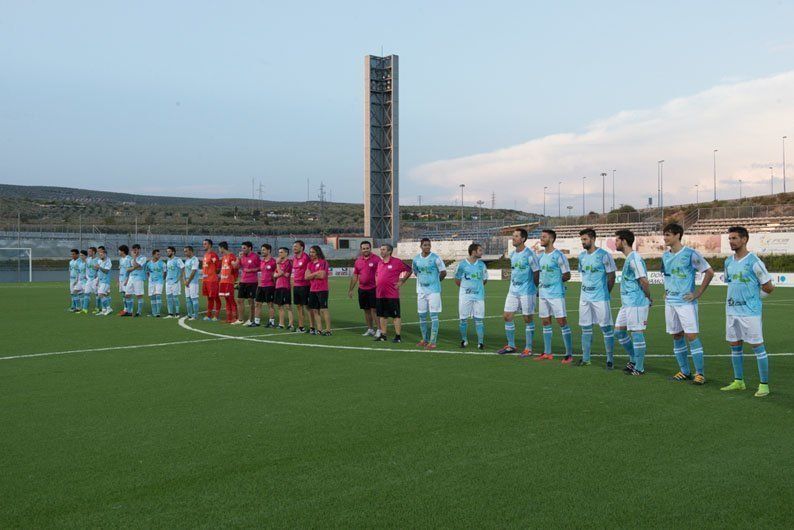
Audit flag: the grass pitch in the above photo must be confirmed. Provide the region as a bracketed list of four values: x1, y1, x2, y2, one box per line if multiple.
[1, 279, 793, 527]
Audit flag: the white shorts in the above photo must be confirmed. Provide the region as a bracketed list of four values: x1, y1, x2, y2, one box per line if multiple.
[417, 292, 442, 314]
[459, 298, 485, 320]
[97, 282, 111, 296]
[70, 279, 83, 293]
[504, 292, 535, 315]
[119, 279, 127, 294]
[83, 278, 98, 294]
[186, 283, 200, 298]
[725, 315, 764, 344]
[166, 282, 182, 296]
[665, 303, 699, 334]
[125, 278, 144, 296]
[579, 300, 613, 327]
[615, 305, 649, 331]
[539, 297, 567, 319]
[148, 282, 164, 296]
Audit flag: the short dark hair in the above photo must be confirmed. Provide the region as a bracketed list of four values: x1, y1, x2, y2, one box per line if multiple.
[310, 245, 325, 260]
[728, 226, 749, 240]
[184, 245, 194, 252]
[118, 245, 129, 254]
[579, 228, 596, 239]
[514, 228, 528, 241]
[167, 246, 176, 252]
[242, 241, 253, 249]
[203, 239, 213, 246]
[614, 229, 635, 247]
[420, 238, 431, 244]
[278, 246, 289, 253]
[542, 229, 557, 242]
[381, 243, 394, 253]
[663, 223, 684, 238]
[219, 241, 229, 250]
[294, 240, 305, 249]
[468, 243, 482, 256]
[80, 250, 88, 256]
[261, 243, 272, 251]
[70, 248, 79, 254]
[131, 244, 141, 250]
[152, 249, 160, 256]
[97, 245, 106, 252]
[360, 240, 372, 248]
[88, 246, 97, 253]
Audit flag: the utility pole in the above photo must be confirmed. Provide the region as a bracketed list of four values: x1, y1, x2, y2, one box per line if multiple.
[658, 160, 665, 221]
[611, 170, 616, 210]
[581, 177, 586, 217]
[318, 182, 327, 234]
[476, 200, 485, 240]
[459, 184, 466, 226]
[491, 191, 495, 210]
[558, 180, 562, 217]
[770, 166, 774, 195]
[543, 186, 548, 217]
[417, 195, 422, 207]
[601, 172, 607, 214]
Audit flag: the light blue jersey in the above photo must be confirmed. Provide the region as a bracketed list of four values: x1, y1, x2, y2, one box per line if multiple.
[509, 247, 539, 296]
[455, 258, 487, 301]
[184, 256, 200, 285]
[118, 255, 132, 284]
[661, 246, 711, 306]
[77, 259, 88, 281]
[166, 257, 185, 284]
[539, 249, 570, 299]
[69, 259, 80, 281]
[146, 259, 165, 284]
[97, 257, 112, 285]
[130, 255, 147, 281]
[412, 252, 446, 295]
[620, 251, 650, 307]
[578, 248, 617, 302]
[85, 256, 98, 280]
[725, 253, 771, 317]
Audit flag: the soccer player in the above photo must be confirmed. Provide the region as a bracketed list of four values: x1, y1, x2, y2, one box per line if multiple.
[96, 246, 113, 315]
[306, 245, 331, 335]
[536, 229, 573, 363]
[123, 244, 147, 317]
[164, 246, 184, 318]
[273, 247, 294, 330]
[146, 249, 165, 317]
[576, 229, 617, 368]
[455, 242, 488, 349]
[68, 249, 82, 312]
[291, 240, 311, 332]
[614, 230, 652, 376]
[237, 241, 260, 325]
[117, 245, 132, 316]
[720, 226, 775, 397]
[183, 246, 201, 320]
[662, 223, 714, 384]
[497, 228, 540, 356]
[219, 241, 239, 323]
[374, 244, 412, 343]
[83, 246, 99, 314]
[412, 238, 447, 350]
[77, 250, 89, 314]
[348, 241, 380, 337]
[252, 243, 276, 328]
[201, 239, 221, 321]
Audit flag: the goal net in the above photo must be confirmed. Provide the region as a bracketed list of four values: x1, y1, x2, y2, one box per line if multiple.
[0, 248, 33, 283]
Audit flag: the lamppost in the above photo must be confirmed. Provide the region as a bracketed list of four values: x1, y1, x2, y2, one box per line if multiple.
[459, 184, 465, 225]
[695, 184, 699, 204]
[601, 172, 607, 214]
[476, 200, 485, 240]
[713, 149, 718, 201]
[581, 177, 586, 217]
[769, 166, 774, 195]
[739, 179, 743, 199]
[611, 169, 616, 210]
[543, 186, 548, 217]
[558, 180, 562, 217]
[658, 160, 665, 221]
[783, 136, 788, 193]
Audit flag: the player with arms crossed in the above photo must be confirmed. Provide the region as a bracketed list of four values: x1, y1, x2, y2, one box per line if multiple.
[117, 245, 132, 316]
[374, 244, 412, 343]
[201, 239, 221, 321]
[349, 241, 381, 337]
[536, 229, 573, 362]
[183, 246, 201, 320]
[95, 246, 113, 315]
[68, 249, 83, 312]
[455, 242, 488, 350]
[613, 230, 652, 375]
[146, 249, 165, 317]
[164, 246, 184, 318]
[576, 229, 617, 368]
[273, 247, 294, 330]
[661, 223, 714, 385]
[720, 226, 775, 397]
[497, 228, 540, 356]
[412, 238, 447, 350]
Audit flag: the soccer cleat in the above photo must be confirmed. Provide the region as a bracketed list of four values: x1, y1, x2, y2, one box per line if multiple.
[163, 315, 172, 319]
[246, 321, 259, 327]
[392, 336, 401, 343]
[298, 326, 306, 333]
[374, 329, 383, 338]
[134, 313, 141, 318]
[670, 371, 692, 382]
[606, 361, 614, 370]
[460, 340, 468, 348]
[478, 343, 485, 350]
[519, 348, 532, 358]
[118, 309, 128, 316]
[309, 328, 316, 335]
[627, 368, 645, 376]
[720, 380, 746, 392]
[534, 353, 554, 361]
[211, 317, 219, 322]
[80, 309, 88, 314]
[362, 329, 375, 336]
[754, 383, 770, 398]
[120, 313, 132, 317]
[425, 343, 437, 351]
[496, 345, 517, 355]
[203, 316, 211, 321]
[623, 362, 635, 373]
[692, 374, 706, 385]
[576, 359, 591, 367]
[374, 335, 387, 342]
[244, 320, 252, 326]
[561, 355, 574, 365]
[417, 340, 429, 347]
[320, 330, 332, 336]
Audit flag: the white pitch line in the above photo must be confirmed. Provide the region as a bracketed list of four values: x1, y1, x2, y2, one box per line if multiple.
[0, 337, 227, 361]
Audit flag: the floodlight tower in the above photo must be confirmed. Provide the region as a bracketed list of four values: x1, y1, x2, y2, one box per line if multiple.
[364, 54, 399, 245]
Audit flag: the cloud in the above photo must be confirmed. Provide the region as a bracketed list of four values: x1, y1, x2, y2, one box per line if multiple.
[409, 72, 794, 214]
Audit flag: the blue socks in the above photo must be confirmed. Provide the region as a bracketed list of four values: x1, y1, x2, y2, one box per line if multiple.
[542, 325, 552, 354]
[632, 332, 647, 372]
[505, 321, 516, 348]
[688, 337, 705, 375]
[581, 325, 594, 362]
[191, 297, 199, 318]
[70, 293, 79, 309]
[125, 297, 133, 313]
[753, 344, 769, 384]
[474, 318, 484, 345]
[525, 321, 535, 350]
[418, 312, 429, 342]
[602, 325, 615, 364]
[730, 344, 744, 380]
[166, 294, 174, 315]
[82, 293, 90, 310]
[616, 329, 635, 362]
[673, 337, 689, 375]
[430, 312, 440, 344]
[561, 325, 573, 356]
[459, 319, 468, 341]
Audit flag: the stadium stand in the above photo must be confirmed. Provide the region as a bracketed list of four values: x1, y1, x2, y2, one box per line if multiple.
[543, 221, 659, 238]
[686, 216, 794, 234]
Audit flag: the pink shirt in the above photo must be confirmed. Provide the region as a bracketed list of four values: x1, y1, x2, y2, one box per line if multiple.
[258, 257, 276, 287]
[309, 259, 330, 292]
[376, 257, 410, 299]
[354, 253, 380, 290]
[291, 253, 310, 287]
[275, 259, 292, 289]
[239, 252, 261, 284]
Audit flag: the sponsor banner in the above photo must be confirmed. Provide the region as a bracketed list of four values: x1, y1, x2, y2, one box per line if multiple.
[720, 232, 794, 254]
[329, 267, 352, 277]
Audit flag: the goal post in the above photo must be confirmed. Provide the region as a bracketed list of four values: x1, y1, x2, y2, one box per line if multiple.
[0, 248, 33, 283]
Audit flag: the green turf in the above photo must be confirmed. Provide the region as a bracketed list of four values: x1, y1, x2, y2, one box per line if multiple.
[1, 279, 793, 527]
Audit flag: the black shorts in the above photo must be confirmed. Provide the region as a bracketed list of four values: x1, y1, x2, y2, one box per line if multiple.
[293, 285, 310, 306]
[376, 297, 401, 318]
[308, 290, 329, 310]
[358, 288, 377, 310]
[274, 287, 291, 306]
[255, 286, 275, 304]
[238, 282, 258, 299]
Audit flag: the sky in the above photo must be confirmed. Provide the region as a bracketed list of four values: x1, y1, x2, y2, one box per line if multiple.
[1, 0, 793, 213]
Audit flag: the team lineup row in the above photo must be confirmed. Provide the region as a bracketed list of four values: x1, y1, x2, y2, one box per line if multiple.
[66, 223, 775, 397]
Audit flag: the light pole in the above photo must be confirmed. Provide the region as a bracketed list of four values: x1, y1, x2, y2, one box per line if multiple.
[611, 169, 616, 210]
[658, 160, 665, 221]
[769, 166, 774, 195]
[601, 172, 607, 214]
[557, 180, 562, 217]
[739, 179, 743, 199]
[459, 184, 465, 225]
[695, 184, 699, 204]
[543, 186, 548, 217]
[713, 149, 718, 201]
[783, 136, 788, 193]
[476, 200, 485, 239]
[581, 177, 586, 217]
